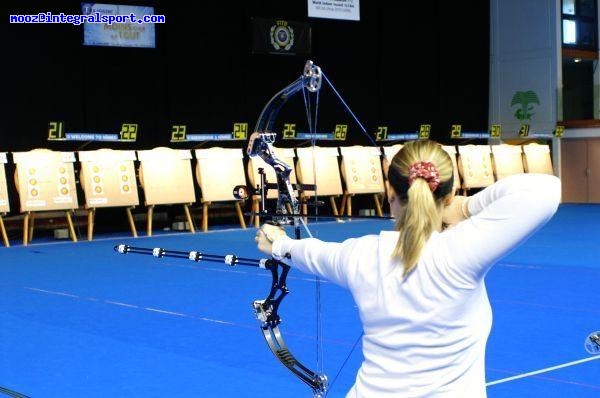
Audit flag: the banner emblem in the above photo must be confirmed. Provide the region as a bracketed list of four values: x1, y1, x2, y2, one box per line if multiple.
[270, 20, 294, 51]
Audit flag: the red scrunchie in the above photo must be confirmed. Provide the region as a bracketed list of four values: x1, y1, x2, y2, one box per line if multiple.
[408, 161, 440, 192]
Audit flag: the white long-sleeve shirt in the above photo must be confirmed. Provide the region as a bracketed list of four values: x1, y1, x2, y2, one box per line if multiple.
[272, 173, 561, 398]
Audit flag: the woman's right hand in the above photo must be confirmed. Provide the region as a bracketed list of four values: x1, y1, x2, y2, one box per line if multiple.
[442, 195, 470, 228]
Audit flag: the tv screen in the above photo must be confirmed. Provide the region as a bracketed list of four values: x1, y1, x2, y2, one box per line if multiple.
[81, 3, 159, 48]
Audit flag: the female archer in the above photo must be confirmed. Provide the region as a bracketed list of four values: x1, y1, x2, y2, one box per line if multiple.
[255, 139, 561, 397]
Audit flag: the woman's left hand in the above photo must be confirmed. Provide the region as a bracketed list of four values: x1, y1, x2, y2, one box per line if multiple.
[255, 223, 288, 255]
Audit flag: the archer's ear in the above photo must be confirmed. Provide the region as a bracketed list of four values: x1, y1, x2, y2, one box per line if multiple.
[385, 180, 395, 203]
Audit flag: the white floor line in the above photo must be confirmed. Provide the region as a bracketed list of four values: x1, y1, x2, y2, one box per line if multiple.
[486, 356, 600, 386]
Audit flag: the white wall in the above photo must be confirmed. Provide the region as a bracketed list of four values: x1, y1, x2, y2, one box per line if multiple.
[490, 0, 561, 137]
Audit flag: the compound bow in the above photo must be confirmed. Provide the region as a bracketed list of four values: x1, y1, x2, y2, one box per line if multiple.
[243, 59, 328, 396]
[115, 60, 375, 397]
[224, 59, 374, 395]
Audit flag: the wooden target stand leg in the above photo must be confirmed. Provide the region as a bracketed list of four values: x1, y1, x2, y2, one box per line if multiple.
[300, 193, 309, 224]
[235, 201, 246, 229]
[300, 195, 340, 223]
[202, 201, 246, 232]
[340, 193, 347, 216]
[87, 207, 138, 241]
[202, 201, 209, 232]
[29, 214, 35, 242]
[347, 195, 352, 216]
[65, 210, 77, 242]
[340, 193, 382, 217]
[23, 211, 77, 245]
[147, 205, 154, 236]
[23, 212, 34, 246]
[0, 213, 8, 247]
[126, 207, 138, 238]
[329, 196, 342, 222]
[183, 204, 195, 233]
[87, 208, 95, 241]
[373, 194, 383, 217]
[251, 197, 260, 228]
[146, 204, 195, 236]
[340, 192, 353, 216]
[330, 197, 340, 216]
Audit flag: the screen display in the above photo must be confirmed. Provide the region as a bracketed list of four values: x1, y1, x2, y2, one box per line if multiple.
[81, 3, 157, 48]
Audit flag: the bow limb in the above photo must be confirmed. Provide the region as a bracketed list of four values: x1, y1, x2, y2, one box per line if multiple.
[251, 60, 322, 138]
[247, 60, 327, 397]
[252, 260, 328, 397]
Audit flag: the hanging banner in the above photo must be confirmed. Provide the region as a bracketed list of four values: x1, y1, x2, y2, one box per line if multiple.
[252, 17, 311, 56]
[307, 0, 360, 21]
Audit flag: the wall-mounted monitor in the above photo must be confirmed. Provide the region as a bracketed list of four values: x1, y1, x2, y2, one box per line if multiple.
[81, 3, 159, 48]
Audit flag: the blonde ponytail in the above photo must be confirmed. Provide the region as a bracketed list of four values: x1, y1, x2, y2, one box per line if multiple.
[387, 140, 454, 276]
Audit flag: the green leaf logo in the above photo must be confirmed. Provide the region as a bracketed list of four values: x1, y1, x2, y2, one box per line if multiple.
[510, 90, 540, 121]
